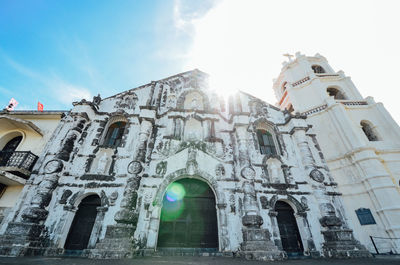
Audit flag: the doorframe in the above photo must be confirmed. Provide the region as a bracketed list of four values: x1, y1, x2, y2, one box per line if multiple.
[148, 172, 223, 251]
[270, 197, 312, 254]
[58, 191, 107, 250]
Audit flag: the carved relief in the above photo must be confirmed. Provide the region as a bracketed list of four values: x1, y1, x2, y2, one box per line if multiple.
[215, 164, 225, 178]
[309, 168, 325, 183]
[241, 166, 256, 180]
[44, 159, 63, 174]
[128, 161, 143, 174]
[155, 161, 167, 176]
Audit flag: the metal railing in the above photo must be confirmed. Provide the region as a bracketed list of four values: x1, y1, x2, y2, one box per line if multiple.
[0, 151, 38, 172]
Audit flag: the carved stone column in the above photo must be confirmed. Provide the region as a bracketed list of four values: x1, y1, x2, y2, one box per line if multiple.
[236, 126, 250, 167]
[216, 203, 229, 251]
[268, 211, 283, 250]
[238, 166, 285, 261]
[88, 206, 108, 249]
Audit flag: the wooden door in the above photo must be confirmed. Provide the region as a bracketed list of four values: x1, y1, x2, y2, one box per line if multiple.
[158, 178, 218, 248]
[64, 195, 100, 250]
[275, 201, 304, 255]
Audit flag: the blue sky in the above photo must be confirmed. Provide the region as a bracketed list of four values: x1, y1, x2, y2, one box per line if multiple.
[2, 0, 400, 125]
[0, 0, 211, 110]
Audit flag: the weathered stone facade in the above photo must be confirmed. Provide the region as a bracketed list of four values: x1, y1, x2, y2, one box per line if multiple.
[0, 70, 370, 260]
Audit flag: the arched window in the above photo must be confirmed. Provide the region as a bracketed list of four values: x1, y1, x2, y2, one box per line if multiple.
[360, 121, 379, 141]
[256, 129, 277, 155]
[327, 87, 346, 100]
[312, 65, 325, 74]
[103, 121, 126, 147]
[0, 136, 23, 166]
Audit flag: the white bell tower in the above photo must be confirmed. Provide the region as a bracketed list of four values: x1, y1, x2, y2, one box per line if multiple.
[273, 52, 400, 254]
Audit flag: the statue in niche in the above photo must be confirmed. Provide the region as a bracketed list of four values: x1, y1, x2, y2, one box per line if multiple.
[266, 158, 285, 183]
[96, 153, 109, 174]
[191, 97, 199, 110]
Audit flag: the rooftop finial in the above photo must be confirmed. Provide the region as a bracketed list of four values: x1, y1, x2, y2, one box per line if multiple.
[283, 53, 294, 62]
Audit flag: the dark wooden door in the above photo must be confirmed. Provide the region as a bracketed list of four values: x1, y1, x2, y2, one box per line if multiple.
[158, 178, 218, 248]
[64, 195, 100, 250]
[275, 201, 304, 254]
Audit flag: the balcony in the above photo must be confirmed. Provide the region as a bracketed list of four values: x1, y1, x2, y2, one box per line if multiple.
[0, 151, 38, 180]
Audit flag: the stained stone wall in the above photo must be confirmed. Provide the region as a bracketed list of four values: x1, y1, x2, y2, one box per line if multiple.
[0, 70, 370, 260]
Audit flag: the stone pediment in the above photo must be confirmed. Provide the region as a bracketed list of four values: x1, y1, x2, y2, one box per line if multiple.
[151, 144, 227, 179]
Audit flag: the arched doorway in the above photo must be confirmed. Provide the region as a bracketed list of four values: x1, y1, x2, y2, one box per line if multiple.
[157, 178, 218, 248]
[64, 195, 101, 250]
[275, 201, 304, 255]
[0, 136, 22, 165]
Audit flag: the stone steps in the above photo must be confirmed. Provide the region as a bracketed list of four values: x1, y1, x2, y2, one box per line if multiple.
[152, 248, 227, 257]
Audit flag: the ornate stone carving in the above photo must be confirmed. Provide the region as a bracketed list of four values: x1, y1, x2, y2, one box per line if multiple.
[155, 161, 167, 176]
[309, 169, 325, 183]
[97, 153, 110, 174]
[59, 189, 72, 204]
[260, 196, 269, 209]
[109, 191, 118, 206]
[215, 163, 225, 178]
[44, 159, 63, 174]
[93, 94, 101, 106]
[241, 166, 256, 180]
[128, 161, 143, 174]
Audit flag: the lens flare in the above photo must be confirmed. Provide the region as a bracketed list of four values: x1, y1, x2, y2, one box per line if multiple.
[165, 183, 186, 202]
[160, 183, 186, 221]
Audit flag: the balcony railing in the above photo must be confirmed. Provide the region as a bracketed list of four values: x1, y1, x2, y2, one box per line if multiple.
[0, 151, 38, 179]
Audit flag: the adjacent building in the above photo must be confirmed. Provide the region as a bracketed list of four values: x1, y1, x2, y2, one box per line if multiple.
[0, 110, 64, 225]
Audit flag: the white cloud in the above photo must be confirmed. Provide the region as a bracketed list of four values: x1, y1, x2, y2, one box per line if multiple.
[2, 54, 92, 107]
[49, 80, 92, 104]
[178, 0, 400, 123]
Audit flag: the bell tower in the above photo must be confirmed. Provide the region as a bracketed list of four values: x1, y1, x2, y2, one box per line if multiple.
[273, 52, 400, 254]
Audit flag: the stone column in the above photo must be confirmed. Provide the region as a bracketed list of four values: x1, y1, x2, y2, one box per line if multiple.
[268, 211, 283, 250]
[87, 206, 108, 249]
[238, 166, 285, 261]
[236, 126, 250, 167]
[216, 203, 229, 251]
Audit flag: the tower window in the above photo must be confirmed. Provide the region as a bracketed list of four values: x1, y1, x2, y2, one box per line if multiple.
[360, 121, 379, 141]
[103, 121, 126, 147]
[327, 87, 347, 100]
[256, 129, 277, 155]
[312, 65, 326, 74]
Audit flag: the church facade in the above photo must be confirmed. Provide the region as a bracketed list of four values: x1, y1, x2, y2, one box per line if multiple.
[0, 56, 387, 260]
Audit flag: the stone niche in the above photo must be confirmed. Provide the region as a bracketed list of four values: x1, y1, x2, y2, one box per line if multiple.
[265, 158, 285, 183]
[91, 148, 114, 175]
[183, 91, 204, 110]
[184, 118, 203, 141]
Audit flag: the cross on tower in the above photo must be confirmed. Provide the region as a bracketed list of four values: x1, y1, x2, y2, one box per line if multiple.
[283, 53, 294, 62]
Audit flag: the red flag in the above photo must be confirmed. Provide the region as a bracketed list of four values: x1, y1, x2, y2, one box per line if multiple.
[37, 102, 43, 112]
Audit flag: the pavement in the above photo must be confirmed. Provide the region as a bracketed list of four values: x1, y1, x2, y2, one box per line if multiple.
[0, 256, 399, 265]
